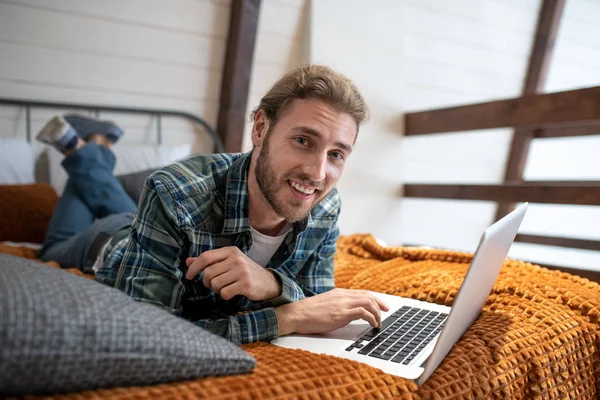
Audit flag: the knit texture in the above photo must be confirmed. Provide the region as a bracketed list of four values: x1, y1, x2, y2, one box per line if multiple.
[2, 234, 599, 399]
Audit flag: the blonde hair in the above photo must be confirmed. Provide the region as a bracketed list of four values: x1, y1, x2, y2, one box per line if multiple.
[251, 64, 369, 130]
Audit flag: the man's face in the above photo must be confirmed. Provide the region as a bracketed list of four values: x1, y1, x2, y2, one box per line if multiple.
[253, 98, 357, 223]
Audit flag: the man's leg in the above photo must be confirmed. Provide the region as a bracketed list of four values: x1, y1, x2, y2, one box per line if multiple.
[39, 179, 95, 262]
[39, 142, 136, 270]
[62, 141, 137, 219]
[37, 115, 136, 271]
[40, 211, 135, 273]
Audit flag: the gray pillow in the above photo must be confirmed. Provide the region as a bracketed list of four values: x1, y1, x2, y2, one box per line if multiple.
[0, 254, 255, 395]
[116, 168, 156, 204]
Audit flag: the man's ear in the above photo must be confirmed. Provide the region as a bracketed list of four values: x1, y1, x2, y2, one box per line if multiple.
[251, 110, 270, 148]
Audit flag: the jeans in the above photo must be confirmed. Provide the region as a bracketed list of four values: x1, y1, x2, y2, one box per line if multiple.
[39, 143, 137, 273]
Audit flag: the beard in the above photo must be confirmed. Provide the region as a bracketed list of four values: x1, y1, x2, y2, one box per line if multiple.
[255, 133, 326, 223]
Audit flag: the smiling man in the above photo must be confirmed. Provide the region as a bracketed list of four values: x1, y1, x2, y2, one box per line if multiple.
[95, 64, 388, 344]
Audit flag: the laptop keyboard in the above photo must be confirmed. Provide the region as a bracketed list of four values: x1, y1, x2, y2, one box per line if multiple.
[345, 305, 447, 366]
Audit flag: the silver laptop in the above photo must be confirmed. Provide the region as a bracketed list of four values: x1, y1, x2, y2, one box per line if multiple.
[271, 203, 528, 384]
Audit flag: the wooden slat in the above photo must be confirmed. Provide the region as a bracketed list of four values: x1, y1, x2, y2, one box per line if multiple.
[496, 0, 565, 221]
[403, 86, 600, 136]
[515, 234, 600, 251]
[510, 180, 600, 186]
[536, 123, 600, 138]
[217, 0, 261, 153]
[403, 183, 600, 205]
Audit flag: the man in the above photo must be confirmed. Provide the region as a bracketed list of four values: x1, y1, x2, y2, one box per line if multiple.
[39, 65, 388, 345]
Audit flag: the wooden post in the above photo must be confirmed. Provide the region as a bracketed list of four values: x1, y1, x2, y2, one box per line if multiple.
[495, 0, 565, 220]
[217, 0, 261, 153]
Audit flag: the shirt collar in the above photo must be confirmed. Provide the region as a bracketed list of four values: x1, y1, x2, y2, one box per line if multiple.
[221, 151, 312, 235]
[221, 152, 252, 234]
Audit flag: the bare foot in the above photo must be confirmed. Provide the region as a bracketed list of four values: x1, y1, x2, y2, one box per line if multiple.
[88, 133, 113, 149]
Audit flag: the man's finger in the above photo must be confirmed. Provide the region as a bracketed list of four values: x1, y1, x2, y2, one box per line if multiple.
[185, 247, 236, 279]
[208, 270, 237, 293]
[364, 298, 383, 328]
[200, 261, 231, 286]
[348, 296, 382, 328]
[219, 281, 244, 301]
[373, 296, 390, 312]
[352, 307, 378, 328]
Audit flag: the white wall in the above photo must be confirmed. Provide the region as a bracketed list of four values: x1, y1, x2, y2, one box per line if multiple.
[0, 0, 230, 152]
[307, 0, 599, 271]
[309, 0, 537, 245]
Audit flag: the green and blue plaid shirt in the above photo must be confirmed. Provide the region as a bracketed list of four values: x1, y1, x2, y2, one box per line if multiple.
[96, 152, 340, 344]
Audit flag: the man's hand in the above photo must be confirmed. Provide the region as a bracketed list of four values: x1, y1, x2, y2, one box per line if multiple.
[274, 288, 389, 336]
[185, 247, 281, 301]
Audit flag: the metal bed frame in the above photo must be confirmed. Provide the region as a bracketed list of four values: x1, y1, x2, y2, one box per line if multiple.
[0, 97, 224, 152]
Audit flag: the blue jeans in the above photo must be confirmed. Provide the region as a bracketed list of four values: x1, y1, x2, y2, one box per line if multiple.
[39, 143, 137, 273]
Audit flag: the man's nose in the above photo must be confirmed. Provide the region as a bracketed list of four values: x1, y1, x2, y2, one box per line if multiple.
[303, 152, 327, 182]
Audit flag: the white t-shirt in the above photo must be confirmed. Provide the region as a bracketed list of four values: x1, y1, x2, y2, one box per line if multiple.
[247, 223, 292, 267]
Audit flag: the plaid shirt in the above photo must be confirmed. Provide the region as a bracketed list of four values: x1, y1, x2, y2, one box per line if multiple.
[95, 152, 340, 344]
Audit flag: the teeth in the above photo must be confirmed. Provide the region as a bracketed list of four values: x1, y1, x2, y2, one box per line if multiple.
[290, 180, 315, 195]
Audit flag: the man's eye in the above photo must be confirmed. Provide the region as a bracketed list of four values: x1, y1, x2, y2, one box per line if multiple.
[329, 151, 343, 160]
[296, 137, 307, 145]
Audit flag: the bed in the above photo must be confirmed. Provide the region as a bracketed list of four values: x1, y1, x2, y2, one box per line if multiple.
[1, 99, 599, 399]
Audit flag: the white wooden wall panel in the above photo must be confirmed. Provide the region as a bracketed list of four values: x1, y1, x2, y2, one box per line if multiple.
[0, 2, 225, 69]
[0, 0, 230, 38]
[0, 0, 229, 151]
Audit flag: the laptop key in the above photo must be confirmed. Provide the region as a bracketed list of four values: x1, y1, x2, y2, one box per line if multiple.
[391, 354, 407, 363]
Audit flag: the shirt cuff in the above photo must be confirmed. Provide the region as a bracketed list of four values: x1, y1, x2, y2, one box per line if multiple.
[250, 270, 305, 310]
[232, 307, 279, 344]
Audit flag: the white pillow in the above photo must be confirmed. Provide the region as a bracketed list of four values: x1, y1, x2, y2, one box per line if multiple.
[0, 139, 35, 184]
[47, 143, 192, 195]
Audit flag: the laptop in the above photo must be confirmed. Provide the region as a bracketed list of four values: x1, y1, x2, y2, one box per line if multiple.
[271, 203, 528, 384]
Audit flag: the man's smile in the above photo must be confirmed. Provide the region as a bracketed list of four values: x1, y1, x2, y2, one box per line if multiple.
[288, 179, 318, 199]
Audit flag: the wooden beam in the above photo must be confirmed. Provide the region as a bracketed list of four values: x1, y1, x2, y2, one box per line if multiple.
[501, 130, 536, 187]
[403, 183, 600, 205]
[536, 123, 600, 138]
[515, 234, 600, 251]
[496, 129, 536, 220]
[403, 86, 600, 136]
[508, 180, 600, 186]
[217, 0, 261, 153]
[496, 0, 565, 220]
[522, 0, 565, 94]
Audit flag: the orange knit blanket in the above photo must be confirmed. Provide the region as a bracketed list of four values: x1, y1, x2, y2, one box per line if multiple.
[2, 234, 599, 399]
